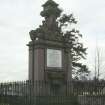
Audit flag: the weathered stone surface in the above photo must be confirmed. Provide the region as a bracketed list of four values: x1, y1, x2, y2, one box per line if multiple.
[28, 0, 72, 84]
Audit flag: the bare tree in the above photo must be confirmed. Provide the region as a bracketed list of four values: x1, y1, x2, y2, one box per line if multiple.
[94, 45, 105, 80]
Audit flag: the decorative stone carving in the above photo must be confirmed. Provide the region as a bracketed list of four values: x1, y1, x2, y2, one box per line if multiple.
[29, 0, 63, 42]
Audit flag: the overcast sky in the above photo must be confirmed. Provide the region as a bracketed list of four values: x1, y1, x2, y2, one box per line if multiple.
[0, 0, 105, 81]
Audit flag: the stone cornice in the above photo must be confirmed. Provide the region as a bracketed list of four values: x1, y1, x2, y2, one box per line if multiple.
[27, 39, 71, 50]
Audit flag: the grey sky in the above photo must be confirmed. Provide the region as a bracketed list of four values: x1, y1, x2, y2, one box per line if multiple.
[0, 0, 105, 81]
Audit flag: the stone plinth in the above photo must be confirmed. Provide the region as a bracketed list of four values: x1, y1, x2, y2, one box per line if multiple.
[28, 39, 72, 82]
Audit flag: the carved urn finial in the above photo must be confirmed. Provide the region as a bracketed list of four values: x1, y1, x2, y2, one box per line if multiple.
[40, 0, 62, 18]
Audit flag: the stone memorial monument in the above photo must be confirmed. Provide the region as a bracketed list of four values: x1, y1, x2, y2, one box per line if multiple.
[27, 0, 72, 84]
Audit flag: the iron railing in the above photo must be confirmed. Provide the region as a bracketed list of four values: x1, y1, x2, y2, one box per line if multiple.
[0, 80, 105, 105]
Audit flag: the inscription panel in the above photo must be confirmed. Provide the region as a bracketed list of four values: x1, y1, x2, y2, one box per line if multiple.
[47, 49, 62, 68]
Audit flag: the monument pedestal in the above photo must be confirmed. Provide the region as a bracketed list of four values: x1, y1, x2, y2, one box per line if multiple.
[28, 39, 72, 82]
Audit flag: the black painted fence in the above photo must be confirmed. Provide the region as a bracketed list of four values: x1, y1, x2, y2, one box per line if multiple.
[0, 80, 105, 105]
